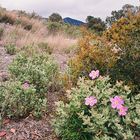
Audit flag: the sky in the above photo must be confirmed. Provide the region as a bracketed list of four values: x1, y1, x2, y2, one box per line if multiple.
[0, 0, 139, 21]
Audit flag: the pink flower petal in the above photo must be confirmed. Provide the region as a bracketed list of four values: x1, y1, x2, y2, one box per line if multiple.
[95, 70, 99, 77]
[0, 131, 6, 137]
[22, 82, 30, 89]
[89, 70, 100, 80]
[118, 106, 128, 116]
[85, 96, 97, 107]
[110, 96, 124, 109]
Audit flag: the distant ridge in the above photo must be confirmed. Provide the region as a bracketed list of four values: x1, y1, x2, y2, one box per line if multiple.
[63, 17, 85, 26]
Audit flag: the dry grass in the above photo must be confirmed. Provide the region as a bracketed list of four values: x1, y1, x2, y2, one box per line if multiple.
[0, 8, 77, 54]
[0, 7, 46, 32]
[46, 33, 77, 53]
[0, 24, 77, 53]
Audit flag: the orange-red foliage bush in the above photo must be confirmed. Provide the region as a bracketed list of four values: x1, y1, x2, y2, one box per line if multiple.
[68, 29, 119, 84]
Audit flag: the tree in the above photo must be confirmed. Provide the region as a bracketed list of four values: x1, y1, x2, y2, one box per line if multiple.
[48, 13, 62, 22]
[86, 16, 106, 34]
[106, 10, 125, 26]
[106, 4, 140, 26]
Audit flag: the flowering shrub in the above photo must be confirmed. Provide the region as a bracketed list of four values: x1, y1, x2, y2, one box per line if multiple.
[0, 81, 47, 119]
[9, 53, 59, 93]
[68, 13, 140, 93]
[53, 76, 140, 140]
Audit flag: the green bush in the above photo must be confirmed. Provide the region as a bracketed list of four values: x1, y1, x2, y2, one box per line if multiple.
[48, 13, 62, 22]
[63, 24, 81, 38]
[47, 22, 62, 34]
[9, 53, 59, 93]
[38, 42, 53, 54]
[53, 76, 140, 140]
[0, 81, 47, 119]
[5, 44, 16, 55]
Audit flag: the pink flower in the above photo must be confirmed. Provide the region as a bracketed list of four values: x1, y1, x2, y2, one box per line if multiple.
[85, 96, 97, 107]
[110, 96, 124, 109]
[89, 70, 99, 80]
[118, 106, 128, 116]
[22, 82, 30, 89]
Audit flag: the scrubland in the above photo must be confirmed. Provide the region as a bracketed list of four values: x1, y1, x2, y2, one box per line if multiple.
[0, 6, 140, 140]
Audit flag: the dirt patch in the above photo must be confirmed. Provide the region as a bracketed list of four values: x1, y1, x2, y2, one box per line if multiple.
[52, 53, 74, 72]
[0, 46, 14, 71]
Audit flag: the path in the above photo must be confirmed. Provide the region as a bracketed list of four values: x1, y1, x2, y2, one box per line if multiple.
[0, 46, 14, 71]
[0, 45, 15, 82]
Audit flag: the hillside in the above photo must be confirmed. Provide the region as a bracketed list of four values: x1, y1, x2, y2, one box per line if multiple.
[0, 7, 77, 139]
[0, 4, 140, 140]
[63, 17, 85, 26]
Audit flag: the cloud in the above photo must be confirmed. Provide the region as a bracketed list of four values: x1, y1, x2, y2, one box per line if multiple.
[0, 0, 139, 21]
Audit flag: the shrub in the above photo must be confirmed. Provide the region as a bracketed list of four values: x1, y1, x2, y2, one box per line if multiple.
[63, 24, 81, 38]
[86, 16, 106, 35]
[9, 53, 59, 93]
[5, 44, 16, 55]
[47, 22, 62, 34]
[63, 45, 78, 54]
[48, 13, 62, 22]
[38, 42, 53, 54]
[0, 81, 47, 119]
[68, 30, 118, 85]
[46, 21, 81, 37]
[68, 13, 140, 92]
[53, 76, 140, 140]
[19, 45, 42, 57]
[105, 12, 140, 92]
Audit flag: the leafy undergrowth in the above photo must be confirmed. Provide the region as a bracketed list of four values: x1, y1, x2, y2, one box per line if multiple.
[53, 76, 140, 140]
[0, 39, 73, 140]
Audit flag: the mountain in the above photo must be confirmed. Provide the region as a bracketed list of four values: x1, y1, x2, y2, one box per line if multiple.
[63, 17, 85, 26]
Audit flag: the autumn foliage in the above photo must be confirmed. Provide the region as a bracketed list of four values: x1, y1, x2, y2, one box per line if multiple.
[68, 12, 140, 91]
[68, 28, 119, 84]
[105, 12, 140, 91]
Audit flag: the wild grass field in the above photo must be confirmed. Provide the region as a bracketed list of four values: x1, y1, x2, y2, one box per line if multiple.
[0, 4, 140, 140]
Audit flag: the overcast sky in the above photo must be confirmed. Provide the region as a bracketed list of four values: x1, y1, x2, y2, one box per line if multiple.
[0, 0, 139, 21]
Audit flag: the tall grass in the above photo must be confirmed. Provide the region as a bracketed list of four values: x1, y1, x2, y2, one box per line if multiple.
[0, 7, 77, 54]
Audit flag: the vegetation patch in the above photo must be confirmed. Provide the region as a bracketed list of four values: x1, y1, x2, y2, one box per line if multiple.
[53, 75, 140, 140]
